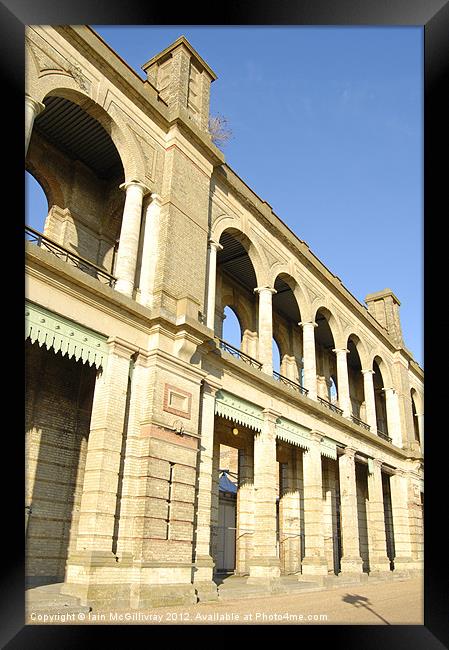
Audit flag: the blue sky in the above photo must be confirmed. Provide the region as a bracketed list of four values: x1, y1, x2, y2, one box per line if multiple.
[26, 26, 423, 367]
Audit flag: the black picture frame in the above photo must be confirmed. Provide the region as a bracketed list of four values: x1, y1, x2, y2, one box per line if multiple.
[6, 0, 447, 646]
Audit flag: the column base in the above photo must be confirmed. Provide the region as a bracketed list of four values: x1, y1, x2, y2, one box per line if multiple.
[300, 555, 328, 577]
[392, 556, 423, 575]
[193, 555, 219, 601]
[340, 555, 364, 575]
[248, 556, 281, 580]
[62, 552, 197, 609]
[195, 581, 219, 602]
[369, 555, 392, 574]
[368, 570, 394, 582]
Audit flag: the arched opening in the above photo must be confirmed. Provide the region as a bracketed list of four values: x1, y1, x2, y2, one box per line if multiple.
[272, 274, 303, 384]
[25, 171, 49, 232]
[217, 230, 259, 359]
[410, 389, 421, 443]
[373, 357, 389, 436]
[329, 376, 338, 404]
[315, 308, 337, 404]
[272, 338, 281, 374]
[27, 94, 126, 280]
[222, 306, 243, 350]
[347, 336, 365, 421]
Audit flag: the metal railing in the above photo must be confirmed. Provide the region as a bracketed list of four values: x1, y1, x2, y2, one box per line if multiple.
[216, 338, 263, 370]
[272, 371, 309, 396]
[350, 414, 371, 431]
[25, 226, 117, 288]
[317, 396, 344, 416]
[377, 429, 392, 443]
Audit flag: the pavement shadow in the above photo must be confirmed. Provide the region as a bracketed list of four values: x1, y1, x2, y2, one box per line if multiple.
[342, 593, 391, 625]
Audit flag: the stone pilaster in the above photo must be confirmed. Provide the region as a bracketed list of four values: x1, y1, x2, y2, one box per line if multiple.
[279, 448, 301, 574]
[137, 193, 162, 308]
[206, 239, 223, 329]
[254, 287, 276, 375]
[25, 94, 45, 156]
[301, 432, 328, 577]
[62, 338, 137, 603]
[193, 380, 220, 601]
[333, 348, 351, 417]
[366, 459, 391, 574]
[210, 438, 221, 569]
[236, 441, 254, 575]
[338, 447, 363, 575]
[362, 369, 377, 433]
[115, 180, 150, 297]
[389, 469, 416, 572]
[299, 321, 318, 400]
[248, 408, 280, 580]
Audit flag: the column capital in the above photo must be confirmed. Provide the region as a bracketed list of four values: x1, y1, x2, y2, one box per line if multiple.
[309, 430, 324, 444]
[299, 321, 318, 328]
[208, 238, 223, 252]
[119, 180, 151, 195]
[106, 336, 140, 359]
[25, 94, 45, 116]
[342, 446, 357, 459]
[361, 368, 375, 376]
[201, 378, 222, 397]
[254, 286, 277, 295]
[332, 348, 349, 355]
[262, 407, 282, 422]
[382, 386, 396, 395]
[371, 457, 383, 469]
[150, 192, 162, 205]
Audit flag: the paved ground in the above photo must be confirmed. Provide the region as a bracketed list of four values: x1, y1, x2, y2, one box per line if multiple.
[28, 576, 423, 626]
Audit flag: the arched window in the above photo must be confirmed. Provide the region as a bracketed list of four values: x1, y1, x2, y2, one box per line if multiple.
[25, 171, 48, 232]
[222, 306, 242, 350]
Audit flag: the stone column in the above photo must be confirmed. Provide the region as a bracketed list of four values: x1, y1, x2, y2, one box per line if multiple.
[366, 459, 391, 573]
[384, 387, 403, 448]
[389, 469, 415, 572]
[137, 193, 162, 308]
[25, 94, 45, 156]
[301, 432, 328, 577]
[115, 180, 150, 297]
[299, 322, 318, 400]
[193, 381, 219, 600]
[333, 348, 351, 417]
[279, 448, 301, 574]
[206, 239, 223, 330]
[338, 447, 363, 575]
[249, 409, 280, 580]
[254, 287, 276, 375]
[362, 369, 377, 433]
[236, 441, 254, 575]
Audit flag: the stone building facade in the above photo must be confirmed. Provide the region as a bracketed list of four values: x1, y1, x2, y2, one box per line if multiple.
[25, 25, 424, 609]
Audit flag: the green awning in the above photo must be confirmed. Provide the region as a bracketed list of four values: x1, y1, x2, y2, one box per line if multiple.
[25, 300, 108, 369]
[276, 418, 311, 450]
[215, 390, 263, 431]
